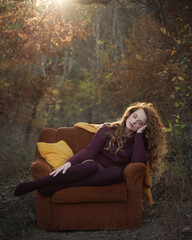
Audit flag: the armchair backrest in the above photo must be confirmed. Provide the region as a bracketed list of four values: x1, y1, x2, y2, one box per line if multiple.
[56, 127, 94, 154]
[35, 127, 95, 160]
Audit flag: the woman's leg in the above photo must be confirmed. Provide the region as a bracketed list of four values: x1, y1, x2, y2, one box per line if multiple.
[14, 160, 99, 196]
[39, 166, 124, 196]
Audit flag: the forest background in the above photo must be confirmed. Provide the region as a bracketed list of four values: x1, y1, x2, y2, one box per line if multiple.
[0, 0, 192, 239]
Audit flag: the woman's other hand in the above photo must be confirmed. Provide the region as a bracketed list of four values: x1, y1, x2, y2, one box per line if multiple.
[49, 162, 72, 177]
[137, 124, 148, 133]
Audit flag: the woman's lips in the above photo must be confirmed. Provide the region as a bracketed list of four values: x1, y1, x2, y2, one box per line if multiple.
[129, 122, 134, 127]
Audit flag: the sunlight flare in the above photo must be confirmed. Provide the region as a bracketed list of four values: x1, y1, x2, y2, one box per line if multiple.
[52, 0, 71, 6]
[36, 0, 71, 7]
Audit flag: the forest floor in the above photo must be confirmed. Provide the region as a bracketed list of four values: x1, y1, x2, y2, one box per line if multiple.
[1, 162, 192, 240]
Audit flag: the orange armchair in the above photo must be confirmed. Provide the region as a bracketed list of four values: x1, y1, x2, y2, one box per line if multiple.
[30, 126, 146, 230]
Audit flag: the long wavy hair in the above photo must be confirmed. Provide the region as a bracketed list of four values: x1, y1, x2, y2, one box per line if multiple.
[103, 102, 167, 174]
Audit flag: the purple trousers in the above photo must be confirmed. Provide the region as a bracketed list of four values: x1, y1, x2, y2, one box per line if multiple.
[14, 160, 124, 196]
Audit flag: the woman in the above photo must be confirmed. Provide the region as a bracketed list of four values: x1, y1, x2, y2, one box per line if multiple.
[14, 102, 167, 196]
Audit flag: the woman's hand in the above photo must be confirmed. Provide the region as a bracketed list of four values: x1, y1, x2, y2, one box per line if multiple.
[49, 162, 72, 177]
[137, 124, 148, 133]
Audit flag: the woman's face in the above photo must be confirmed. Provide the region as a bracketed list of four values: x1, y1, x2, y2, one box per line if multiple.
[125, 108, 148, 132]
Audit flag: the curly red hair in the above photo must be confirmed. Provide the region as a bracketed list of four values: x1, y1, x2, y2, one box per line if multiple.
[104, 102, 167, 174]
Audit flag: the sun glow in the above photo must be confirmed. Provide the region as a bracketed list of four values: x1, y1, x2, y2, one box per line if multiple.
[52, 0, 71, 6]
[36, 0, 71, 7]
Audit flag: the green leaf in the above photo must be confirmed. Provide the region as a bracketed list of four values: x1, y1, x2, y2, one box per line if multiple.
[136, 54, 142, 60]
[165, 128, 172, 132]
[178, 76, 184, 81]
[97, 40, 104, 45]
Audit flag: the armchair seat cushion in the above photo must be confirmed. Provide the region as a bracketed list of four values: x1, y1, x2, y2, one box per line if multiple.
[52, 183, 127, 204]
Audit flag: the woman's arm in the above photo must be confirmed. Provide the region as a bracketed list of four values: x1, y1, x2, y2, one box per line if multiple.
[50, 127, 108, 176]
[66, 126, 108, 166]
[131, 132, 147, 163]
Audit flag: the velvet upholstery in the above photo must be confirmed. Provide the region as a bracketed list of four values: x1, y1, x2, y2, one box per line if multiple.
[30, 127, 146, 230]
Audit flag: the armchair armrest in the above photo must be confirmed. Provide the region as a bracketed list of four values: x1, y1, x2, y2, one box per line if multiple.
[30, 158, 53, 229]
[30, 158, 53, 179]
[123, 162, 146, 228]
[123, 162, 146, 185]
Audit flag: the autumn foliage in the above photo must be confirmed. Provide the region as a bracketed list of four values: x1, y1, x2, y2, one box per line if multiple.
[0, 0, 192, 238]
[0, 0, 191, 167]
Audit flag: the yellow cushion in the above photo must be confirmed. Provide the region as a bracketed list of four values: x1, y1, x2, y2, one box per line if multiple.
[144, 160, 152, 188]
[37, 140, 74, 170]
[143, 187, 153, 206]
[74, 122, 103, 133]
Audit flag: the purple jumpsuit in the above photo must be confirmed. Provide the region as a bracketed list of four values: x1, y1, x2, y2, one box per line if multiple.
[67, 126, 147, 168]
[14, 126, 147, 196]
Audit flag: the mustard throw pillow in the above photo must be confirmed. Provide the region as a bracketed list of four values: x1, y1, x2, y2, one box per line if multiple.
[37, 140, 74, 170]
